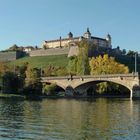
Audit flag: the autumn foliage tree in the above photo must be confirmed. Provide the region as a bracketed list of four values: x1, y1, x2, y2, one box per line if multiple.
[89, 54, 129, 75]
[89, 54, 129, 94]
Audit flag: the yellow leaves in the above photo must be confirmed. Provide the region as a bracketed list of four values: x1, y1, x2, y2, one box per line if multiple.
[89, 54, 129, 75]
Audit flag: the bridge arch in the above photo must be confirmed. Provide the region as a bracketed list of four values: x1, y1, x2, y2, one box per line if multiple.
[74, 79, 132, 93]
[44, 82, 66, 91]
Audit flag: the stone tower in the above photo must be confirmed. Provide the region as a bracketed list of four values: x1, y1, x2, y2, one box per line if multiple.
[68, 32, 73, 39]
[83, 28, 91, 39]
[106, 33, 112, 48]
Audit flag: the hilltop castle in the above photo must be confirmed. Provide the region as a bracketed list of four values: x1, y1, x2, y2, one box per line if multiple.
[0, 28, 115, 61]
[43, 28, 112, 49]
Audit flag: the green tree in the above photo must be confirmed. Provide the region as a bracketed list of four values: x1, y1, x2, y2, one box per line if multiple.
[2, 72, 23, 94]
[0, 62, 9, 76]
[43, 83, 57, 95]
[0, 62, 10, 91]
[8, 44, 19, 51]
[44, 65, 67, 76]
[127, 50, 137, 57]
[67, 56, 78, 75]
[55, 67, 68, 76]
[24, 66, 42, 94]
[76, 40, 90, 75]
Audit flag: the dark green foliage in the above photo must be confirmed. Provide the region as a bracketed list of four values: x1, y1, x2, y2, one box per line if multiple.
[24, 66, 42, 95]
[2, 72, 23, 94]
[67, 40, 90, 75]
[95, 82, 130, 95]
[67, 56, 78, 75]
[43, 83, 57, 95]
[126, 50, 137, 57]
[76, 40, 90, 75]
[43, 65, 68, 76]
[7, 44, 23, 51]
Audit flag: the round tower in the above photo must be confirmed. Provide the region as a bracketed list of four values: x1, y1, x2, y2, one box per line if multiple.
[106, 33, 112, 48]
[83, 28, 91, 39]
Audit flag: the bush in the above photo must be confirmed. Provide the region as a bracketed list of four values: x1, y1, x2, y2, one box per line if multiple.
[43, 83, 57, 95]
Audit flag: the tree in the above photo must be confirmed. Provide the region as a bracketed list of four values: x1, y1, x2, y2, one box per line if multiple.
[2, 72, 23, 94]
[127, 50, 136, 57]
[76, 40, 90, 75]
[67, 56, 78, 75]
[24, 66, 42, 94]
[43, 83, 57, 95]
[0, 62, 9, 76]
[89, 54, 129, 75]
[89, 54, 129, 94]
[8, 44, 19, 51]
[0, 62, 10, 91]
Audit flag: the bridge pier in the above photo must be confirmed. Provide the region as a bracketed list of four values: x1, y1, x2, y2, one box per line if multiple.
[65, 86, 74, 96]
[132, 86, 140, 99]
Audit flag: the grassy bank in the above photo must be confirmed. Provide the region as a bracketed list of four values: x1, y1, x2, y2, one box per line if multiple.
[8, 54, 68, 68]
[7, 54, 140, 73]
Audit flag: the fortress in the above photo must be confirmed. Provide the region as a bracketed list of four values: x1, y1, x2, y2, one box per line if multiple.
[43, 28, 112, 49]
[0, 28, 115, 61]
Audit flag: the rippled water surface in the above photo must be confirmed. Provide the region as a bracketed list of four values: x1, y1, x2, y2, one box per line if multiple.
[0, 98, 139, 140]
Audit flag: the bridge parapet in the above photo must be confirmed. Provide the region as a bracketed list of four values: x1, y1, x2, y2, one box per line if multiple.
[41, 73, 139, 80]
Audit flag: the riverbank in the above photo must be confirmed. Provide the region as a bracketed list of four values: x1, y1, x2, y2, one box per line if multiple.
[1, 93, 140, 100]
[0, 93, 26, 100]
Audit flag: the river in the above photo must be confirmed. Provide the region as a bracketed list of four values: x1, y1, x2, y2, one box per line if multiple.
[0, 98, 139, 140]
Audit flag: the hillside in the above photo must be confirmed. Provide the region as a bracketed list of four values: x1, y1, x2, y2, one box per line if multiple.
[8, 55, 68, 68]
[7, 54, 140, 73]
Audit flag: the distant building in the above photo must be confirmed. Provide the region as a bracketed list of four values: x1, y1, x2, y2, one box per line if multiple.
[43, 28, 112, 49]
[23, 46, 36, 52]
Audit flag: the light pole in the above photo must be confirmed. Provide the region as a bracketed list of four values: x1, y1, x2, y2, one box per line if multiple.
[135, 53, 137, 74]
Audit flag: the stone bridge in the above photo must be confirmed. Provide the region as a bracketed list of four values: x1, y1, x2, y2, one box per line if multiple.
[41, 73, 140, 98]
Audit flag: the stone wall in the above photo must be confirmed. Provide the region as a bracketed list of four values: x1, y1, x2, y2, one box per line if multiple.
[43, 38, 79, 48]
[0, 51, 25, 61]
[29, 48, 70, 57]
[0, 51, 16, 61]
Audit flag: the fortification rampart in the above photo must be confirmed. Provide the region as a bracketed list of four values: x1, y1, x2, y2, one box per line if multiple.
[28, 48, 70, 57]
[0, 51, 25, 61]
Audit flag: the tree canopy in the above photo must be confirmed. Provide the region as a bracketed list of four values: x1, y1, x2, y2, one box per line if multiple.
[89, 54, 129, 75]
[67, 40, 91, 75]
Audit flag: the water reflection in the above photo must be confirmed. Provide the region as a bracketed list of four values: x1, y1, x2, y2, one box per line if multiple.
[0, 99, 24, 139]
[0, 98, 139, 140]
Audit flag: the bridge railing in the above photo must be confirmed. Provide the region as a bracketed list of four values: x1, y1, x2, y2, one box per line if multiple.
[41, 72, 139, 80]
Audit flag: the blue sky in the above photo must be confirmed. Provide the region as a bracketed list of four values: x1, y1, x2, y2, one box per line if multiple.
[0, 0, 140, 52]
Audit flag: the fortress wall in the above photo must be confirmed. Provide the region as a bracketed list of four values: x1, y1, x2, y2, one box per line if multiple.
[45, 40, 70, 48]
[0, 51, 17, 61]
[29, 48, 70, 57]
[0, 51, 25, 62]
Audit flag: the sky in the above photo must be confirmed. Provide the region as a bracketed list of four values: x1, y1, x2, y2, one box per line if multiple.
[0, 0, 140, 52]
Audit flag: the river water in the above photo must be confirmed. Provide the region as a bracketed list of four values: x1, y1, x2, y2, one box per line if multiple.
[0, 98, 139, 140]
